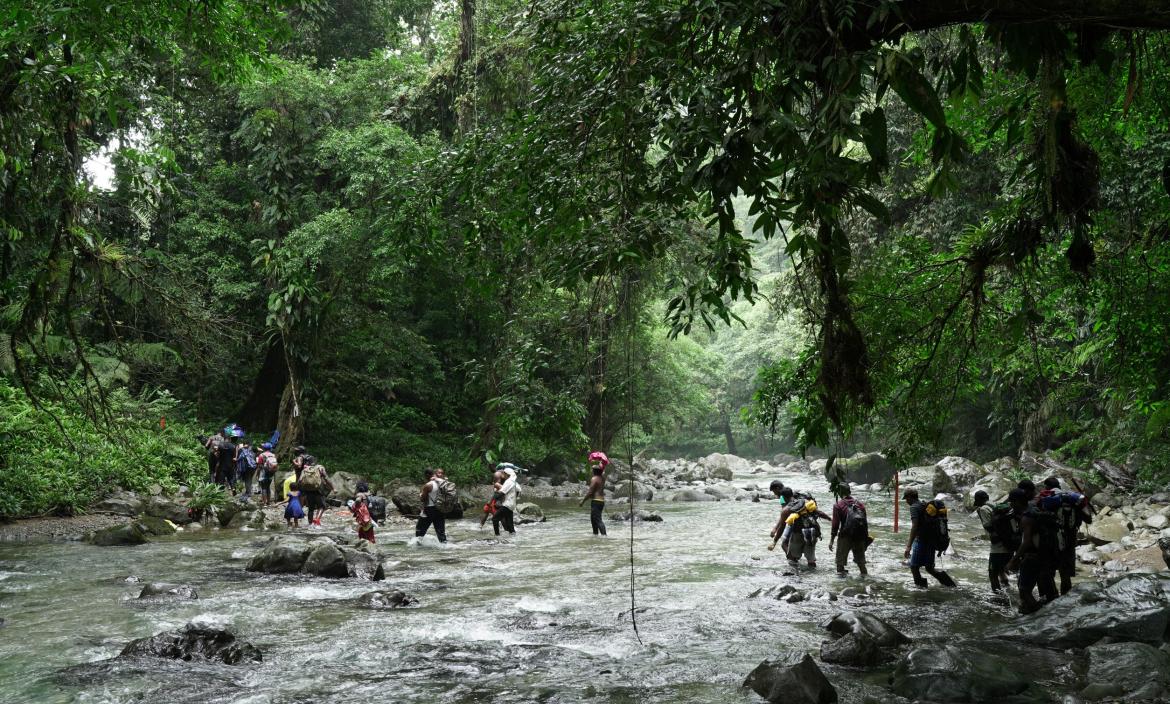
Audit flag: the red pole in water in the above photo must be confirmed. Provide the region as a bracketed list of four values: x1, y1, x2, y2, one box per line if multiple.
[893, 471, 900, 533]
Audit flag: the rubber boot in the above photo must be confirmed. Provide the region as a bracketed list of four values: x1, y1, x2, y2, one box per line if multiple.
[914, 577, 929, 588]
[935, 571, 957, 587]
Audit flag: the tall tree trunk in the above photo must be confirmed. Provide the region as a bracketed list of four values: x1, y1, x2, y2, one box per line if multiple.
[721, 413, 737, 456]
[237, 339, 288, 438]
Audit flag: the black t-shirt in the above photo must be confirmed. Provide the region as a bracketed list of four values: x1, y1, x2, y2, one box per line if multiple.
[217, 441, 237, 471]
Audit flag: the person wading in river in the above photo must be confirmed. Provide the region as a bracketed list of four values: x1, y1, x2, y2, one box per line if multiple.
[772, 486, 829, 570]
[829, 484, 869, 577]
[493, 463, 520, 536]
[298, 455, 331, 528]
[903, 489, 957, 588]
[974, 490, 1014, 593]
[1037, 476, 1091, 595]
[1005, 488, 1059, 614]
[415, 468, 448, 543]
[480, 470, 505, 529]
[579, 451, 609, 536]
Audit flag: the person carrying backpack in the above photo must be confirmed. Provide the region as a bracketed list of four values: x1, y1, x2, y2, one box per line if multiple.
[773, 486, 829, 571]
[1037, 477, 1092, 595]
[256, 443, 278, 506]
[298, 455, 330, 528]
[1005, 488, 1059, 614]
[974, 490, 1016, 593]
[235, 440, 258, 500]
[493, 463, 520, 536]
[903, 489, 957, 588]
[415, 468, 448, 543]
[829, 484, 869, 577]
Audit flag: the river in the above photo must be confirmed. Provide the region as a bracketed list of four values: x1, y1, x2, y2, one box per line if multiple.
[0, 466, 1067, 703]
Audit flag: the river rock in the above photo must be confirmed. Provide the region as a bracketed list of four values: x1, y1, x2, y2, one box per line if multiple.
[744, 652, 836, 704]
[1086, 513, 1130, 545]
[246, 535, 312, 573]
[120, 624, 261, 665]
[356, 589, 417, 609]
[821, 611, 909, 647]
[390, 486, 422, 517]
[92, 490, 145, 516]
[612, 480, 654, 501]
[329, 471, 367, 498]
[966, 473, 1016, 509]
[303, 541, 349, 578]
[135, 516, 177, 536]
[86, 521, 150, 546]
[833, 452, 895, 486]
[889, 643, 1030, 702]
[819, 631, 888, 667]
[611, 509, 663, 522]
[144, 496, 191, 525]
[138, 583, 198, 599]
[670, 489, 716, 502]
[1146, 513, 1169, 530]
[703, 484, 737, 500]
[1081, 641, 1170, 701]
[996, 573, 1170, 648]
[932, 456, 983, 493]
[516, 503, 545, 524]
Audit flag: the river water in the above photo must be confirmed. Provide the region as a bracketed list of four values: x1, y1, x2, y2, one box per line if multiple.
[0, 467, 1064, 703]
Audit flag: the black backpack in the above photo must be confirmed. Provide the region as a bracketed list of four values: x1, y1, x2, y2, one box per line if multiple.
[1030, 506, 1065, 553]
[921, 499, 950, 554]
[841, 499, 868, 539]
[986, 503, 1020, 551]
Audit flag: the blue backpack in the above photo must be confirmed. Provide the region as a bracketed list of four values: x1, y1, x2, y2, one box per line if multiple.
[238, 447, 257, 473]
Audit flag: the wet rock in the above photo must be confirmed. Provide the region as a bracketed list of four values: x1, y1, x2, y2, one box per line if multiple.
[92, 490, 145, 517]
[610, 509, 663, 522]
[1146, 513, 1169, 530]
[136, 515, 176, 536]
[144, 496, 192, 525]
[820, 632, 888, 667]
[516, 503, 545, 524]
[743, 652, 837, 704]
[703, 484, 737, 500]
[889, 643, 1030, 702]
[390, 486, 422, 517]
[120, 624, 261, 665]
[1081, 641, 1170, 701]
[670, 489, 716, 502]
[612, 480, 654, 501]
[356, 589, 417, 609]
[303, 541, 348, 578]
[186, 522, 203, 532]
[932, 456, 983, 493]
[996, 573, 1170, 648]
[1086, 513, 1130, 545]
[966, 472, 1016, 509]
[831, 452, 895, 486]
[138, 583, 198, 599]
[774, 585, 805, 603]
[246, 535, 312, 573]
[86, 521, 150, 546]
[329, 471, 367, 499]
[216, 501, 259, 529]
[1091, 492, 1122, 510]
[821, 611, 910, 647]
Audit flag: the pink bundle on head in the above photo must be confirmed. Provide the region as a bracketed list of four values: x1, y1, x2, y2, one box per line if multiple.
[588, 451, 609, 468]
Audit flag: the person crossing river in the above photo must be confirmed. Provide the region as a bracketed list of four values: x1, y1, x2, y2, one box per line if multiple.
[579, 451, 609, 536]
[770, 486, 830, 571]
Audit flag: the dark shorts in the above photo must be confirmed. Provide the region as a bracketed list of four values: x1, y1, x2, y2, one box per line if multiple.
[302, 490, 325, 512]
[909, 539, 935, 568]
[989, 552, 1011, 573]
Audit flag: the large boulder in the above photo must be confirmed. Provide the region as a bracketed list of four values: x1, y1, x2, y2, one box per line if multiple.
[612, 480, 654, 501]
[390, 485, 422, 517]
[92, 490, 145, 516]
[86, 521, 150, 546]
[821, 611, 909, 647]
[995, 573, 1170, 648]
[670, 489, 716, 502]
[143, 496, 192, 525]
[120, 624, 261, 665]
[138, 583, 198, 600]
[703, 484, 737, 500]
[898, 466, 935, 496]
[328, 471, 367, 499]
[819, 632, 888, 667]
[1081, 641, 1170, 701]
[302, 540, 349, 578]
[246, 535, 312, 574]
[832, 452, 895, 486]
[516, 503, 546, 524]
[135, 515, 177, 536]
[932, 456, 983, 493]
[889, 643, 1031, 702]
[610, 509, 663, 522]
[743, 652, 837, 704]
[1086, 513, 1131, 545]
[966, 472, 1016, 509]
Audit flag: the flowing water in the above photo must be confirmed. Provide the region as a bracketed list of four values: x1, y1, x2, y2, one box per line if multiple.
[0, 467, 1070, 703]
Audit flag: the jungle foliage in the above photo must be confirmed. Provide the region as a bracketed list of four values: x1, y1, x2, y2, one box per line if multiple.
[4, 1, 1170, 516]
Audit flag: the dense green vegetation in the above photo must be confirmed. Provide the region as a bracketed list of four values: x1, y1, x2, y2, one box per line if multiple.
[3, 1, 1170, 516]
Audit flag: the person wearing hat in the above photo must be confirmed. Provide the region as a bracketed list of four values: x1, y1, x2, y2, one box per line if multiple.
[579, 451, 609, 536]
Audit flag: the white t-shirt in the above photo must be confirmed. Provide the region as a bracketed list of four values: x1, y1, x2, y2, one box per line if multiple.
[499, 470, 519, 510]
[425, 478, 440, 508]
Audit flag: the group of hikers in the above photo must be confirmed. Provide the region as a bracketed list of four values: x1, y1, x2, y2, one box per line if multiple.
[764, 474, 1092, 614]
[199, 429, 616, 543]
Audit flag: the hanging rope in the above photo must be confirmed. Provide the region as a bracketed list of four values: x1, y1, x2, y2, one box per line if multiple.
[623, 272, 643, 645]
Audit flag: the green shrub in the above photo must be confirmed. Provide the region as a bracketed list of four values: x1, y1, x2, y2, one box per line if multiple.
[0, 380, 203, 519]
